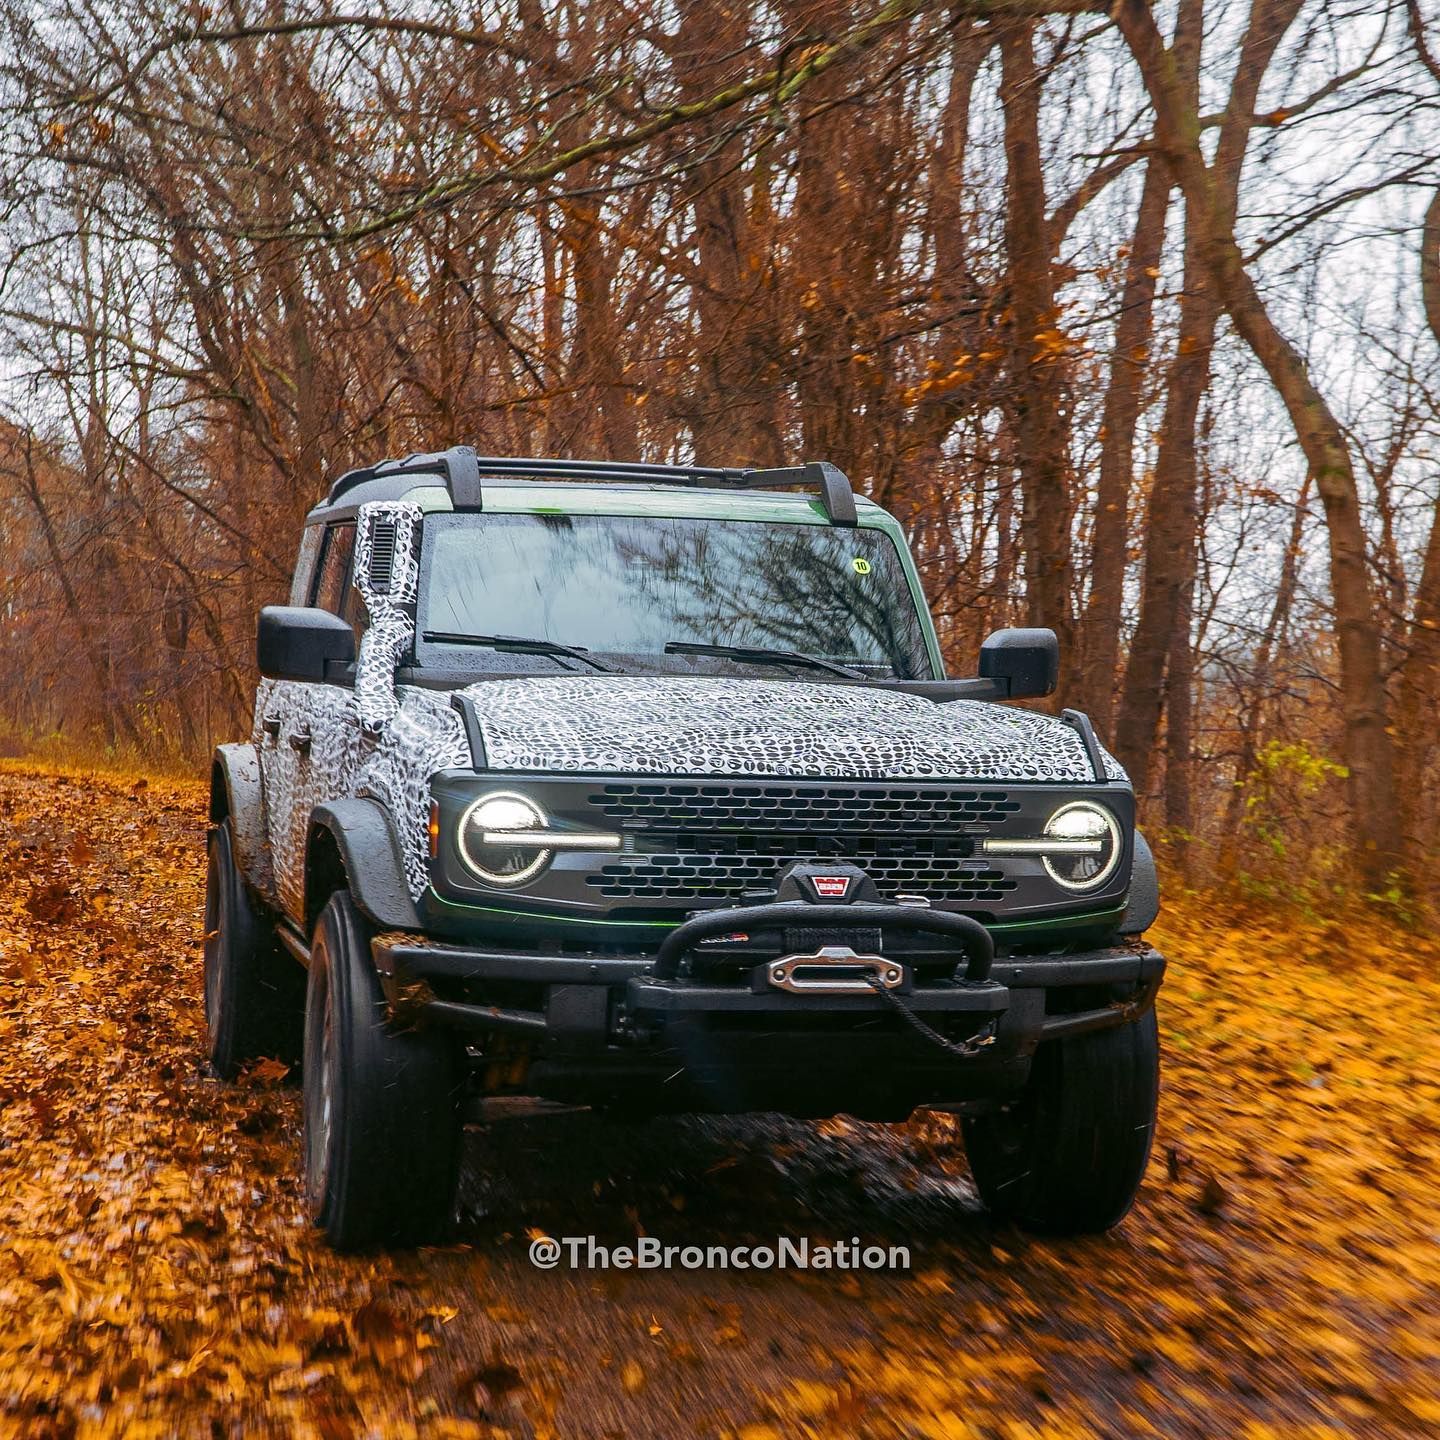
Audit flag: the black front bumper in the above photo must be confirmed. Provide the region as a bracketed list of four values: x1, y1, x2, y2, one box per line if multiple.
[372, 899, 1165, 1118]
[376, 934, 1162, 1028]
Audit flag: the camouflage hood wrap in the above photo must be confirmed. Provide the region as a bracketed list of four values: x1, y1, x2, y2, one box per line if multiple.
[457, 675, 1125, 784]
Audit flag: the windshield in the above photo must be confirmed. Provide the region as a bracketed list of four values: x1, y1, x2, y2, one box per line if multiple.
[415, 511, 934, 679]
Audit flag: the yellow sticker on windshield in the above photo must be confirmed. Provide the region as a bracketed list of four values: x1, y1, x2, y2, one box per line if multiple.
[852, 557, 871, 575]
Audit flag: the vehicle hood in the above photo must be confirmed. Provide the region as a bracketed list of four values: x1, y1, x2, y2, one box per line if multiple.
[455, 675, 1124, 784]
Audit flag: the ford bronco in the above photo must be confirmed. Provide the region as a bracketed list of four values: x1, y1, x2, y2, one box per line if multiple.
[204, 448, 1164, 1248]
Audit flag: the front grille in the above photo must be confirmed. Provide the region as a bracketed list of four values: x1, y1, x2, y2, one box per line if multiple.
[589, 783, 1022, 831]
[586, 854, 1017, 902]
[585, 781, 1026, 904]
[430, 773, 1133, 920]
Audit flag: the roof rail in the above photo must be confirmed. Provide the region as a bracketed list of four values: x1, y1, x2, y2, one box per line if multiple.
[327, 446, 482, 508]
[324, 449, 858, 525]
[739, 462, 857, 526]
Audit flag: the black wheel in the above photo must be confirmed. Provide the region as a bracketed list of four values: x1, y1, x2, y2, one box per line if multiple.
[962, 1007, 1159, 1235]
[203, 817, 304, 1078]
[303, 890, 463, 1249]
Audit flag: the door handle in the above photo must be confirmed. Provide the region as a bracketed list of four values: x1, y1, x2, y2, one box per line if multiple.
[288, 728, 312, 755]
[261, 715, 281, 738]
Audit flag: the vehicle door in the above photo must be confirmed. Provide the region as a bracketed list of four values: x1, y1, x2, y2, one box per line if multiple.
[258, 520, 366, 921]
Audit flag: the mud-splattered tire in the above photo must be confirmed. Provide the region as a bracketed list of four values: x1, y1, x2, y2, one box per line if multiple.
[203, 818, 304, 1078]
[962, 1007, 1159, 1235]
[303, 890, 462, 1249]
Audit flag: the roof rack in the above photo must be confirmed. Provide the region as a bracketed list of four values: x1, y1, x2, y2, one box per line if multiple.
[324, 447, 859, 526]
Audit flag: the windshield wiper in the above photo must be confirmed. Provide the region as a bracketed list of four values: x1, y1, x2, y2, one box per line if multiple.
[663, 640, 868, 680]
[421, 632, 620, 674]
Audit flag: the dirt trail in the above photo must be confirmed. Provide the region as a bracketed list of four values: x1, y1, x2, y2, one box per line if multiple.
[0, 762, 1437, 1439]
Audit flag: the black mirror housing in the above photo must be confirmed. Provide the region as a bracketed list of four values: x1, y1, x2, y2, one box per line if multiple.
[979, 627, 1058, 699]
[258, 606, 356, 683]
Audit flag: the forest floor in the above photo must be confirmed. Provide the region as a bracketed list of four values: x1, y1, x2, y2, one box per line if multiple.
[0, 761, 1437, 1440]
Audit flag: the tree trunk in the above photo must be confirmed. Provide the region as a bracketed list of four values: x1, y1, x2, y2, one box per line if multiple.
[1113, 0, 1207, 794]
[1164, 519, 1197, 861]
[1393, 187, 1440, 894]
[1113, 227, 1215, 793]
[1219, 476, 1311, 873]
[1077, 156, 1169, 739]
[999, 21, 1074, 672]
[561, 174, 638, 458]
[673, 0, 779, 464]
[1115, 0, 1401, 889]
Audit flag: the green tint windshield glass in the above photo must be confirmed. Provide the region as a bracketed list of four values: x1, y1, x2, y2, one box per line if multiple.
[418, 512, 932, 678]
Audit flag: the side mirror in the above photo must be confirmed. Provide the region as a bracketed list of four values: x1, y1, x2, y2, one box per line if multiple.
[258, 606, 356, 683]
[979, 627, 1058, 699]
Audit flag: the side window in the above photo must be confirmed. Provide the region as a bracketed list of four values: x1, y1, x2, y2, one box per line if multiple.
[311, 523, 357, 617]
[288, 525, 323, 606]
[338, 571, 369, 632]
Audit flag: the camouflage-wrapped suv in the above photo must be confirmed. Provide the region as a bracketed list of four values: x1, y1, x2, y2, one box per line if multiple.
[204, 449, 1164, 1248]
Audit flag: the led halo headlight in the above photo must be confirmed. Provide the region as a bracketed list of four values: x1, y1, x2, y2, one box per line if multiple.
[1042, 801, 1122, 891]
[457, 790, 552, 888]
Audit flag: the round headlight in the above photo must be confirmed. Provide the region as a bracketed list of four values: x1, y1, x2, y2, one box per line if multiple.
[457, 791, 551, 887]
[1042, 802, 1122, 891]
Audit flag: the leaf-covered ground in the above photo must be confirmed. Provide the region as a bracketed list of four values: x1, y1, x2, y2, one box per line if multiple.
[0, 761, 1436, 1439]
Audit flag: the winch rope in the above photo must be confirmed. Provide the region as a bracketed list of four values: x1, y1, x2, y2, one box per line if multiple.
[864, 976, 998, 1060]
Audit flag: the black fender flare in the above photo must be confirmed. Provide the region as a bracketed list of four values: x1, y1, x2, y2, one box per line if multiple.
[210, 743, 272, 896]
[307, 798, 422, 931]
[1120, 828, 1160, 935]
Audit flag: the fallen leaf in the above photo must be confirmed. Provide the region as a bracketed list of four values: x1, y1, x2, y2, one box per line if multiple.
[1197, 1176, 1228, 1215]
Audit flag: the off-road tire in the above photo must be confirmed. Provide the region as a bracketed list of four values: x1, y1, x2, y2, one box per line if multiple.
[203, 818, 304, 1078]
[303, 890, 462, 1249]
[962, 1007, 1159, 1235]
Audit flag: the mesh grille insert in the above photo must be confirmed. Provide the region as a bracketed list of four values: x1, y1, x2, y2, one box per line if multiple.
[587, 855, 1017, 902]
[589, 782, 1021, 831]
[582, 782, 1028, 903]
